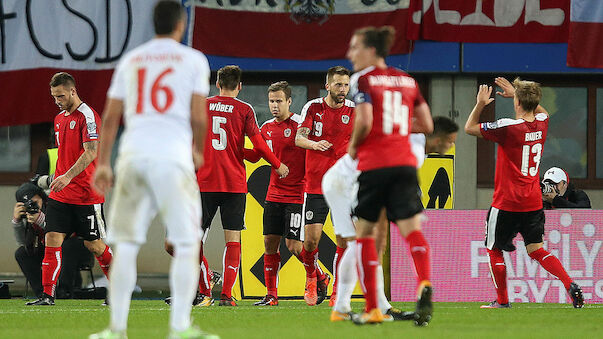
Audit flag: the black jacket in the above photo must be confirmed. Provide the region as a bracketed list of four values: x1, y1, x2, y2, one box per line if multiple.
[543, 183, 591, 209]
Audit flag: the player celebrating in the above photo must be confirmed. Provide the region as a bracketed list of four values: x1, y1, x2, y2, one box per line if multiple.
[465, 77, 584, 309]
[90, 1, 217, 338]
[295, 66, 354, 306]
[326, 117, 457, 322]
[245, 81, 306, 306]
[197, 65, 288, 307]
[26, 72, 113, 306]
[346, 26, 434, 325]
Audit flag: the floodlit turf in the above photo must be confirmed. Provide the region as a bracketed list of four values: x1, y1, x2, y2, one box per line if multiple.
[0, 299, 601, 339]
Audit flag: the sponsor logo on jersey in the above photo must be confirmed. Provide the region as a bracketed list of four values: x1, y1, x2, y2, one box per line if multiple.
[315, 112, 324, 119]
[341, 115, 350, 124]
[87, 122, 97, 133]
[284, 128, 291, 138]
[209, 102, 234, 113]
[69, 121, 76, 129]
[290, 229, 299, 236]
[306, 210, 314, 220]
[266, 131, 272, 137]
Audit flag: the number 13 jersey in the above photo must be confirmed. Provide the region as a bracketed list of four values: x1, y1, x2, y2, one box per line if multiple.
[107, 38, 210, 169]
[197, 96, 260, 193]
[350, 66, 426, 172]
[481, 113, 549, 212]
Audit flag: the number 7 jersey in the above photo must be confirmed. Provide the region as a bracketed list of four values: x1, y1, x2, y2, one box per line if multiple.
[350, 66, 426, 172]
[480, 113, 549, 212]
[107, 38, 210, 168]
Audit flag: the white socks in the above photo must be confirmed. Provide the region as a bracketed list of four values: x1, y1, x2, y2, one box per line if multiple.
[333, 241, 357, 313]
[169, 242, 200, 332]
[377, 265, 392, 313]
[109, 242, 140, 332]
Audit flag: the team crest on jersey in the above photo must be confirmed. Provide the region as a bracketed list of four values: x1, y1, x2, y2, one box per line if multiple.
[284, 128, 292, 138]
[341, 115, 350, 124]
[69, 121, 76, 129]
[87, 122, 97, 133]
[306, 210, 314, 220]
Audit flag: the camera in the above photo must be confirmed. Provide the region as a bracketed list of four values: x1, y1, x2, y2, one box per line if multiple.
[541, 182, 557, 194]
[30, 174, 53, 190]
[24, 199, 40, 215]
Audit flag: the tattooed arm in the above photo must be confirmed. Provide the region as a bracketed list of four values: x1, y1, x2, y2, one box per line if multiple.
[50, 140, 98, 192]
[295, 127, 332, 151]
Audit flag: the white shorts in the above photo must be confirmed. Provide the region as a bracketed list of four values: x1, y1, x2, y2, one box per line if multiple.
[107, 157, 202, 246]
[321, 154, 359, 238]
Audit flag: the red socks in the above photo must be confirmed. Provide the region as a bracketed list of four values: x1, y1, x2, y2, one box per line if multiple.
[487, 248, 509, 305]
[222, 242, 241, 298]
[95, 245, 113, 278]
[332, 246, 346, 294]
[356, 238, 378, 312]
[301, 247, 318, 278]
[42, 246, 62, 297]
[199, 244, 212, 296]
[529, 248, 572, 290]
[264, 253, 281, 297]
[406, 230, 431, 284]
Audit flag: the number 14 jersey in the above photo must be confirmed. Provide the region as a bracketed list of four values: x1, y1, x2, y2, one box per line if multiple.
[197, 96, 260, 193]
[480, 113, 549, 212]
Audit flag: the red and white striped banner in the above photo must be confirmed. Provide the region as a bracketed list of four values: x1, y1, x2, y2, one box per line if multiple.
[567, 0, 603, 68]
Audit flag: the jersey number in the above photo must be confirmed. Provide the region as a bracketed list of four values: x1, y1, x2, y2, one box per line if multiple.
[382, 90, 409, 136]
[313, 121, 323, 137]
[212, 116, 227, 151]
[521, 143, 542, 177]
[136, 68, 174, 114]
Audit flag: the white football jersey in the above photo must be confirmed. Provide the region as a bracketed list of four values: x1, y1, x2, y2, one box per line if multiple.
[108, 38, 210, 167]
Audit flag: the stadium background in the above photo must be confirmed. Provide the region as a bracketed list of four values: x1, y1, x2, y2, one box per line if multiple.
[0, 0, 602, 303]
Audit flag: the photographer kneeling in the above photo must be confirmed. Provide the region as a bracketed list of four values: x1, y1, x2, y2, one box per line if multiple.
[542, 167, 591, 209]
[11, 183, 91, 298]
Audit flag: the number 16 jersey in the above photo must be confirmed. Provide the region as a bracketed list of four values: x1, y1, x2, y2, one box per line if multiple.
[197, 96, 260, 193]
[107, 38, 210, 169]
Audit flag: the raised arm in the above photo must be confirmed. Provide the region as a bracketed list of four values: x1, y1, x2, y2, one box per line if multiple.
[465, 85, 494, 137]
[495, 77, 548, 116]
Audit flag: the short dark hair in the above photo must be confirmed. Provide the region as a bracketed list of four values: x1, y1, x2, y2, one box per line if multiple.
[432, 116, 459, 136]
[353, 26, 396, 59]
[217, 65, 242, 91]
[268, 81, 291, 100]
[49, 72, 75, 88]
[326, 66, 350, 83]
[153, 0, 184, 35]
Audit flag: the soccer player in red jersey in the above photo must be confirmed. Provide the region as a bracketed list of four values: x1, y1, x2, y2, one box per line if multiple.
[244, 81, 306, 306]
[27, 72, 112, 306]
[465, 77, 584, 309]
[196, 65, 288, 306]
[295, 66, 354, 306]
[346, 26, 434, 325]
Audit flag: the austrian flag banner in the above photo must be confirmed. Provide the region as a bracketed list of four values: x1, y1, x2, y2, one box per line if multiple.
[567, 0, 603, 68]
[191, 1, 412, 60]
[407, 0, 569, 42]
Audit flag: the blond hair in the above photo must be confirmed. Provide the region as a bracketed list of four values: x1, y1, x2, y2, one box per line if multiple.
[513, 78, 541, 112]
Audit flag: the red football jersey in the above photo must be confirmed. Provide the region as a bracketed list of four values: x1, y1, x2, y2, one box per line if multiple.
[49, 103, 104, 205]
[350, 66, 425, 172]
[197, 96, 260, 193]
[298, 97, 354, 194]
[260, 113, 306, 204]
[481, 113, 549, 212]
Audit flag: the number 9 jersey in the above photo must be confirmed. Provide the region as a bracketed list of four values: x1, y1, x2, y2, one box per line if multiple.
[107, 38, 210, 169]
[480, 113, 549, 212]
[350, 66, 426, 172]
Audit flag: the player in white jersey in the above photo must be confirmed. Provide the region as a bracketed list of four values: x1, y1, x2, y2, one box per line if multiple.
[90, 2, 217, 339]
[325, 117, 458, 322]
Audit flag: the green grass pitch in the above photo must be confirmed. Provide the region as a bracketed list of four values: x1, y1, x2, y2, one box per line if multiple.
[0, 299, 601, 338]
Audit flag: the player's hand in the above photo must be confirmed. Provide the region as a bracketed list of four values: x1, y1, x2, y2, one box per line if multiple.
[26, 211, 41, 224]
[276, 163, 289, 179]
[495, 77, 515, 98]
[476, 85, 495, 106]
[193, 151, 204, 170]
[312, 140, 333, 152]
[93, 165, 114, 196]
[542, 191, 557, 203]
[50, 174, 72, 192]
[13, 202, 25, 220]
